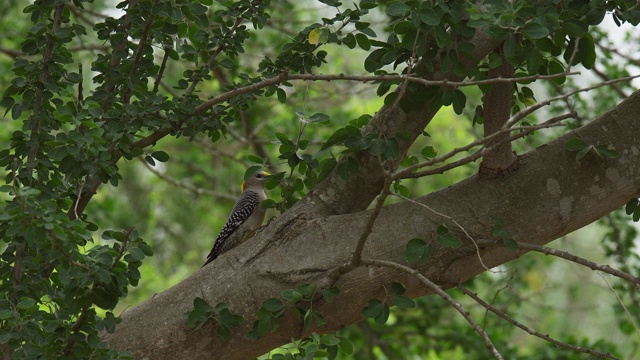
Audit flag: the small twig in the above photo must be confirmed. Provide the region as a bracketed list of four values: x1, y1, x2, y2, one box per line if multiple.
[139, 158, 236, 201]
[592, 65, 629, 99]
[389, 29, 420, 112]
[73, 182, 85, 220]
[363, 258, 504, 360]
[123, 0, 158, 105]
[63, 305, 90, 355]
[184, 10, 249, 99]
[395, 114, 571, 180]
[154, 51, 170, 93]
[596, 273, 640, 339]
[350, 175, 393, 267]
[505, 74, 640, 128]
[110, 227, 134, 271]
[391, 194, 496, 273]
[285, 71, 580, 89]
[78, 63, 84, 102]
[565, 36, 581, 73]
[515, 242, 640, 291]
[458, 285, 620, 360]
[482, 272, 515, 330]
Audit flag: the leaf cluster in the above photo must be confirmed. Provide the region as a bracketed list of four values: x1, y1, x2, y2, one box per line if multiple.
[184, 298, 243, 340]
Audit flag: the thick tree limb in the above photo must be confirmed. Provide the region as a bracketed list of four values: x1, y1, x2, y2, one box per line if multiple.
[103, 91, 640, 359]
[480, 54, 516, 174]
[285, 29, 503, 217]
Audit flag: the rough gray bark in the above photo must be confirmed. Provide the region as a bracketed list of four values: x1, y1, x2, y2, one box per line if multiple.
[480, 55, 517, 173]
[103, 90, 640, 359]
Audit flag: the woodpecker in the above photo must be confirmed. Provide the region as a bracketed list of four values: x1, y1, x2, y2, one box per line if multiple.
[203, 171, 270, 266]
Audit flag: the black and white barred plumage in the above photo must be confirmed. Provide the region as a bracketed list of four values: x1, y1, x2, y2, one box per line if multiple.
[203, 171, 268, 266]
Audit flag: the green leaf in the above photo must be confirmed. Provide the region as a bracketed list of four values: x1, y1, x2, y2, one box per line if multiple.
[420, 146, 437, 159]
[360, 0, 378, 10]
[504, 238, 518, 251]
[262, 298, 284, 313]
[17, 298, 36, 309]
[503, 33, 516, 59]
[303, 310, 313, 332]
[280, 289, 302, 303]
[451, 90, 466, 115]
[386, 2, 411, 17]
[339, 336, 354, 355]
[306, 112, 331, 123]
[219, 58, 234, 69]
[355, 33, 371, 51]
[387, 282, 403, 296]
[493, 217, 518, 251]
[247, 155, 264, 163]
[578, 35, 596, 69]
[526, 49, 543, 74]
[193, 297, 213, 312]
[321, 287, 340, 302]
[342, 33, 356, 49]
[419, 11, 440, 26]
[375, 303, 390, 325]
[565, 137, 588, 152]
[364, 48, 387, 72]
[216, 323, 231, 340]
[298, 283, 317, 297]
[322, 128, 349, 150]
[361, 299, 383, 318]
[361, 299, 389, 325]
[186, 309, 208, 329]
[594, 145, 620, 159]
[436, 225, 461, 248]
[144, 155, 155, 166]
[0, 309, 14, 320]
[576, 145, 593, 161]
[344, 133, 370, 150]
[562, 19, 588, 37]
[276, 88, 286, 103]
[138, 242, 154, 256]
[244, 165, 263, 180]
[523, 22, 550, 39]
[392, 294, 415, 308]
[257, 314, 272, 337]
[337, 156, 359, 180]
[403, 238, 432, 264]
[317, 158, 337, 183]
[586, 8, 606, 26]
[625, 199, 639, 215]
[151, 151, 170, 162]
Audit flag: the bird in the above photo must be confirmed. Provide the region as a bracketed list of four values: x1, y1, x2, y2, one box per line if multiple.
[203, 171, 270, 266]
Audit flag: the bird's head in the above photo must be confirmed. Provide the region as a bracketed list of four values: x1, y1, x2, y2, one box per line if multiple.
[241, 170, 270, 191]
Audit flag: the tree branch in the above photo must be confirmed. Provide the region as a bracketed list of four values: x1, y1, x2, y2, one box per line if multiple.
[458, 285, 620, 360]
[363, 259, 504, 360]
[479, 53, 516, 174]
[103, 90, 640, 359]
[514, 242, 640, 291]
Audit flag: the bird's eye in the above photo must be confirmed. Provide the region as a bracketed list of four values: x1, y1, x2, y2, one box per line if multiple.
[255, 173, 263, 178]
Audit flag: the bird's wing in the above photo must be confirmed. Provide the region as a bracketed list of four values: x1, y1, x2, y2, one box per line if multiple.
[203, 191, 260, 266]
